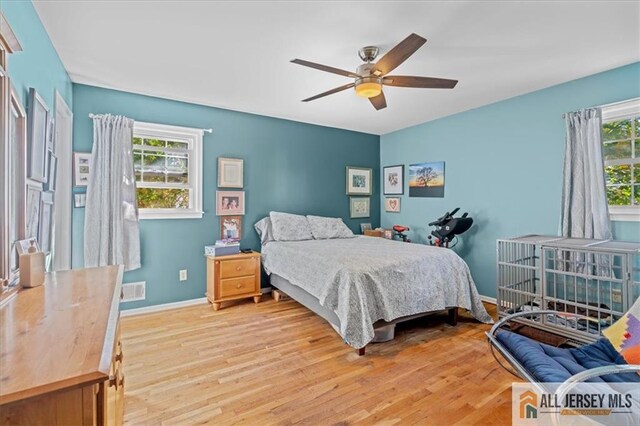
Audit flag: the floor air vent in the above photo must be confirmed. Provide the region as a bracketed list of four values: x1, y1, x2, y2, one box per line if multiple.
[122, 281, 145, 302]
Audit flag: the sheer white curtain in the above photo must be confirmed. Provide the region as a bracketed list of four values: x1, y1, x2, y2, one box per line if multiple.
[561, 108, 612, 276]
[84, 114, 141, 271]
[561, 108, 612, 240]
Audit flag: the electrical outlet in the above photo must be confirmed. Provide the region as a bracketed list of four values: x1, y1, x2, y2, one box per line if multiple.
[179, 269, 188, 281]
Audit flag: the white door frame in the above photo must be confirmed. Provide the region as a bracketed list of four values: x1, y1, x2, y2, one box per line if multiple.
[53, 91, 72, 271]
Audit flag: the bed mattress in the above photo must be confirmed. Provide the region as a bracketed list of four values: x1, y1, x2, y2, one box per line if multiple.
[262, 236, 492, 349]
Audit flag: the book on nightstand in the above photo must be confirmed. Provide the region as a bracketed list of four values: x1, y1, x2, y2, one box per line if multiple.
[204, 239, 240, 257]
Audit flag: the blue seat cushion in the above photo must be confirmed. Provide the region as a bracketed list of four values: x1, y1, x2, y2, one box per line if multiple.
[496, 330, 640, 383]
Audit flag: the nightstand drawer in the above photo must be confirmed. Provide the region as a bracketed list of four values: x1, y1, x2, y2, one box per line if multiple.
[220, 276, 257, 298]
[220, 258, 256, 279]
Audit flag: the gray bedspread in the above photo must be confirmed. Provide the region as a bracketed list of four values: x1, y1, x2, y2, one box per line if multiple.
[261, 236, 492, 349]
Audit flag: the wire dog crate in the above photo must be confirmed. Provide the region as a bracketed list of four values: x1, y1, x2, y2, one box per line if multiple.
[497, 235, 640, 345]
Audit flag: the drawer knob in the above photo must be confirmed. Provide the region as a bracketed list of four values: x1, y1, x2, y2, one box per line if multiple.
[236, 283, 242, 289]
[236, 266, 242, 271]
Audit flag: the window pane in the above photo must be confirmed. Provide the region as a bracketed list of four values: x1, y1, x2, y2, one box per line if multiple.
[142, 152, 166, 182]
[635, 164, 640, 184]
[635, 139, 639, 158]
[603, 119, 632, 141]
[137, 188, 190, 209]
[635, 185, 640, 205]
[144, 138, 166, 148]
[605, 164, 631, 184]
[636, 117, 640, 137]
[166, 140, 188, 149]
[133, 137, 142, 145]
[133, 151, 143, 181]
[603, 140, 632, 160]
[166, 155, 188, 183]
[607, 185, 631, 206]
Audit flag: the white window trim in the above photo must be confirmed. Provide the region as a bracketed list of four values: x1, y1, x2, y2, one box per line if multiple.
[133, 121, 204, 220]
[601, 98, 640, 222]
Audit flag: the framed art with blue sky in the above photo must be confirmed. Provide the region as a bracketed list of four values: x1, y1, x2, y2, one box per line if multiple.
[409, 162, 445, 197]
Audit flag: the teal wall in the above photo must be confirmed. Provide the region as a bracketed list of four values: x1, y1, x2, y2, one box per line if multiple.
[380, 62, 640, 298]
[72, 84, 380, 309]
[0, 0, 72, 109]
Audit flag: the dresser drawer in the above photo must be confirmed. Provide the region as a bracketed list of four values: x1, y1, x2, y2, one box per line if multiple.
[220, 258, 256, 279]
[219, 276, 257, 298]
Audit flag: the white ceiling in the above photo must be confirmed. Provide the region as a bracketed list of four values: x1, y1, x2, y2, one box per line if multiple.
[33, 1, 640, 135]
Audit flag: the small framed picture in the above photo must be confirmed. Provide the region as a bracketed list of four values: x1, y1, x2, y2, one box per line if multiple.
[216, 190, 245, 215]
[350, 197, 370, 218]
[26, 182, 42, 239]
[360, 223, 372, 234]
[220, 215, 242, 240]
[74, 152, 91, 187]
[383, 165, 404, 195]
[383, 229, 394, 239]
[39, 191, 54, 254]
[74, 193, 87, 208]
[346, 166, 372, 195]
[385, 197, 401, 213]
[218, 157, 244, 188]
[27, 89, 50, 183]
[46, 116, 55, 153]
[47, 154, 57, 192]
[16, 238, 40, 255]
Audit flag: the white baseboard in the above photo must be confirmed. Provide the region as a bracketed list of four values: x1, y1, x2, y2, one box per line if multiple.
[480, 295, 497, 305]
[121, 288, 272, 317]
[121, 297, 208, 317]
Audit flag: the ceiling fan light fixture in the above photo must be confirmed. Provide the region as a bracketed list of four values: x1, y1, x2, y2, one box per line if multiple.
[355, 77, 382, 98]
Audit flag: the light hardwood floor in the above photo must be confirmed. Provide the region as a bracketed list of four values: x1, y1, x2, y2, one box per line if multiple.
[121, 298, 517, 425]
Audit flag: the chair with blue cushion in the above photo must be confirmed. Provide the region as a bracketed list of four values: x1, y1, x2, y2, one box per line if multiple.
[487, 310, 640, 385]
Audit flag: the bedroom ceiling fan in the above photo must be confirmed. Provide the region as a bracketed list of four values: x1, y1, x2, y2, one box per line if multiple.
[291, 33, 458, 111]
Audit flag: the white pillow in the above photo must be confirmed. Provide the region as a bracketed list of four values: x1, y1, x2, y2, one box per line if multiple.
[269, 212, 313, 241]
[306, 215, 355, 239]
[254, 217, 275, 245]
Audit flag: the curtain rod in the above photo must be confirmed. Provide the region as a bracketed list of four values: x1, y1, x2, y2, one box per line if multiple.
[88, 113, 213, 133]
[561, 97, 640, 119]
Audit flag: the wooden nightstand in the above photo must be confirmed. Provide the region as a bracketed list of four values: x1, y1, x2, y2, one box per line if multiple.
[206, 251, 261, 311]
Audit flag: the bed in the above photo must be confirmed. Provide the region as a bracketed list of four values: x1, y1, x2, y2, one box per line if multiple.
[260, 233, 492, 353]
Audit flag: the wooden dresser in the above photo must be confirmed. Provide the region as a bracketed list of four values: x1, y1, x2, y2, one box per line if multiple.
[206, 251, 261, 310]
[0, 266, 124, 425]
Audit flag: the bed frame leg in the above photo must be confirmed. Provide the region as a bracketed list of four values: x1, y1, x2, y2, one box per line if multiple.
[447, 307, 458, 326]
[356, 347, 366, 356]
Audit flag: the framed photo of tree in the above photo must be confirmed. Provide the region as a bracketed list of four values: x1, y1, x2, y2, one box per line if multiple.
[408, 162, 445, 197]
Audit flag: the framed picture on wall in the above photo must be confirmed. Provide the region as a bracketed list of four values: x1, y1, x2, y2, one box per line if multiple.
[408, 161, 445, 198]
[383, 165, 404, 195]
[346, 166, 372, 195]
[218, 157, 243, 188]
[39, 191, 54, 254]
[216, 190, 245, 215]
[47, 154, 57, 192]
[74, 152, 91, 187]
[350, 197, 370, 218]
[27, 88, 50, 183]
[220, 215, 242, 240]
[385, 197, 401, 213]
[25, 182, 42, 239]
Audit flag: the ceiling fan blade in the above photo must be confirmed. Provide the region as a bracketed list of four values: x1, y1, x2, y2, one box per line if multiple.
[302, 83, 356, 102]
[369, 92, 387, 110]
[374, 33, 427, 76]
[383, 75, 458, 89]
[291, 59, 359, 78]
